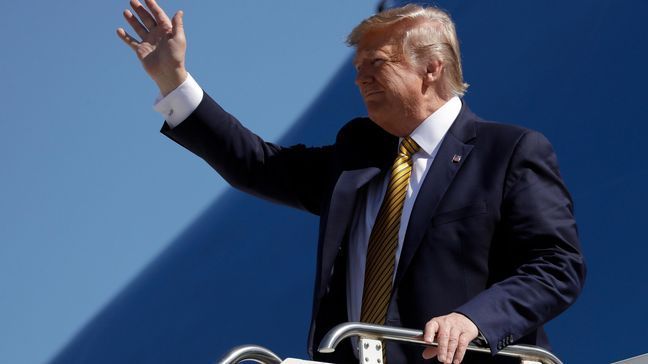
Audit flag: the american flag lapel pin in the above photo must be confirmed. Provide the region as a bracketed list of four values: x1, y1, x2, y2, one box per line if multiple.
[452, 154, 462, 163]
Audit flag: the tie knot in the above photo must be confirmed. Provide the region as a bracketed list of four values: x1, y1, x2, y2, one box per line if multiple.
[399, 136, 420, 158]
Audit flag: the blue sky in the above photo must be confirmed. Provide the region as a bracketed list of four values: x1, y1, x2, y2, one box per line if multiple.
[0, 1, 376, 363]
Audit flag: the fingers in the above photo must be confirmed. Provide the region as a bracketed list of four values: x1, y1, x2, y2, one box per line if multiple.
[116, 27, 139, 51]
[436, 324, 451, 363]
[130, 0, 157, 30]
[145, 0, 171, 26]
[453, 333, 471, 364]
[171, 10, 184, 37]
[423, 319, 439, 345]
[422, 320, 439, 360]
[123, 9, 148, 39]
[422, 313, 478, 364]
[444, 327, 460, 364]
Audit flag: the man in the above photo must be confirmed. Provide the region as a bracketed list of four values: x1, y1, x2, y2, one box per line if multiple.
[117, 1, 586, 363]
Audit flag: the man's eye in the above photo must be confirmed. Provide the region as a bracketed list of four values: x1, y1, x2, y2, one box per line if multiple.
[372, 58, 386, 66]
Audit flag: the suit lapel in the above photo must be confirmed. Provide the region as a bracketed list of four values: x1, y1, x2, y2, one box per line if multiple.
[394, 104, 477, 288]
[319, 167, 380, 295]
[318, 119, 397, 296]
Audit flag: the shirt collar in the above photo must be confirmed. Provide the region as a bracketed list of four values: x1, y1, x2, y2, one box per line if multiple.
[407, 96, 462, 156]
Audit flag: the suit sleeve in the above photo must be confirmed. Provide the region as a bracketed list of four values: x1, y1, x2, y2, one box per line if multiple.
[454, 130, 586, 354]
[161, 91, 335, 216]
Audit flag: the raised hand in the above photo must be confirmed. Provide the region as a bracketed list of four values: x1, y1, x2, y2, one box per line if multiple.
[117, 0, 187, 96]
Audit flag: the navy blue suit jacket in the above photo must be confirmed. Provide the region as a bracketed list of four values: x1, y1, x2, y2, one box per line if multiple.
[162, 93, 586, 363]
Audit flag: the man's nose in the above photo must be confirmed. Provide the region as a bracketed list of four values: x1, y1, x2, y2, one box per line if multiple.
[355, 65, 373, 86]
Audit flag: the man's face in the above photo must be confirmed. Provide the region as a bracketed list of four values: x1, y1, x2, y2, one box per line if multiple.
[353, 28, 427, 136]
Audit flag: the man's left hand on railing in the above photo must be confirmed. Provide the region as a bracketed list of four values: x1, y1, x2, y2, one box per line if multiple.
[422, 313, 479, 364]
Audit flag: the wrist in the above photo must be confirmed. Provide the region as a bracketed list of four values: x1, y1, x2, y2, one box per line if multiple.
[157, 68, 188, 96]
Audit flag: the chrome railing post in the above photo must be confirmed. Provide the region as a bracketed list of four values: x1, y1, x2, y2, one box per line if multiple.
[217, 344, 283, 364]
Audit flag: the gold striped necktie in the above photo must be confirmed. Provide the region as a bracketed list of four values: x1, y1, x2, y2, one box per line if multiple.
[360, 136, 420, 325]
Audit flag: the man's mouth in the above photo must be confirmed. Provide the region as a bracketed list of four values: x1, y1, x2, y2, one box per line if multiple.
[364, 90, 384, 97]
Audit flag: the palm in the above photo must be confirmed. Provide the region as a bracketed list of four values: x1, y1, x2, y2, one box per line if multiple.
[117, 0, 187, 94]
[136, 26, 185, 79]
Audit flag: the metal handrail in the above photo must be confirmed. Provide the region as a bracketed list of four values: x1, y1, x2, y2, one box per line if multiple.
[217, 344, 283, 364]
[318, 322, 563, 364]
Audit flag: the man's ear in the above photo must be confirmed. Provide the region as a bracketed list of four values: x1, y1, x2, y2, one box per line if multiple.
[424, 59, 443, 85]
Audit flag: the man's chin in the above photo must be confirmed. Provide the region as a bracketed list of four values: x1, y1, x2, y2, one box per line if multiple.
[363, 93, 385, 104]
[365, 101, 386, 117]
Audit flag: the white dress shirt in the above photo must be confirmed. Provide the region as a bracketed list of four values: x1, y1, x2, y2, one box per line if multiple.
[154, 73, 203, 128]
[154, 75, 462, 333]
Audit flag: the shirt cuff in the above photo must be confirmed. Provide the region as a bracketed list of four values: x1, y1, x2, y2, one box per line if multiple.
[153, 72, 204, 128]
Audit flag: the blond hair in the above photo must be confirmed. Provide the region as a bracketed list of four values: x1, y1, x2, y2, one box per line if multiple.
[347, 4, 468, 98]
